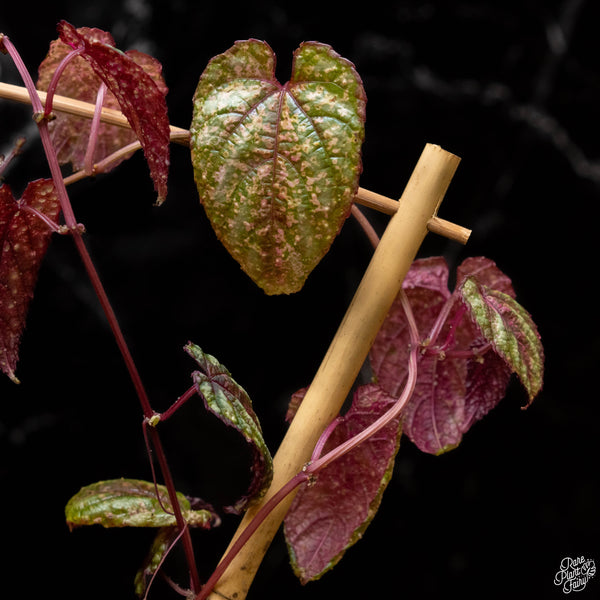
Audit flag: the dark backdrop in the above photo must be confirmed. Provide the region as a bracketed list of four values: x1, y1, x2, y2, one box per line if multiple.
[1, 1, 598, 599]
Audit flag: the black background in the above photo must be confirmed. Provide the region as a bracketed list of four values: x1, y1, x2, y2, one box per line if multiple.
[1, 1, 598, 599]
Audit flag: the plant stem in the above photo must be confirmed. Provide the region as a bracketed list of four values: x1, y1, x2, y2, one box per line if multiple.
[196, 472, 309, 600]
[83, 82, 107, 175]
[160, 385, 198, 422]
[2, 35, 201, 593]
[146, 425, 202, 593]
[43, 46, 84, 119]
[310, 291, 419, 474]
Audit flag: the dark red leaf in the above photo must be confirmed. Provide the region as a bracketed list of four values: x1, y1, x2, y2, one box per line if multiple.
[0, 179, 60, 382]
[284, 384, 401, 583]
[57, 21, 170, 204]
[37, 28, 168, 174]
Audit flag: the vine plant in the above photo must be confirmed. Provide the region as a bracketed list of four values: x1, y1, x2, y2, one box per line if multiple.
[0, 22, 544, 600]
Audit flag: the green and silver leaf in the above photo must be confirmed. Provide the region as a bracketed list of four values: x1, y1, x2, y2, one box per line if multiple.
[65, 478, 214, 529]
[190, 39, 366, 294]
[460, 276, 544, 402]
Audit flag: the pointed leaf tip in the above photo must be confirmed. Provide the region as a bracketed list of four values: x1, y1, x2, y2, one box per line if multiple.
[190, 39, 366, 294]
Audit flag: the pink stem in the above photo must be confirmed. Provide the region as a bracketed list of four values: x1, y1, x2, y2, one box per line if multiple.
[309, 290, 419, 474]
[43, 46, 84, 118]
[83, 82, 107, 175]
[311, 415, 343, 462]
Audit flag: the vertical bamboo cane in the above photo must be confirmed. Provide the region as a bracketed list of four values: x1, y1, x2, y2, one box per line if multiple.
[208, 143, 461, 600]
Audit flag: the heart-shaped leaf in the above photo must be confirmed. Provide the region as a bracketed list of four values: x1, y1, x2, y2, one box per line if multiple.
[190, 39, 366, 294]
[0, 179, 60, 383]
[284, 384, 401, 583]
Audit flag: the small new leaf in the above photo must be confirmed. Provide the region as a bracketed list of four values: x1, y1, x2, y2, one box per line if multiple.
[284, 384, 401, 583]
[56, 21, 171, 204]
[190, 39, 366, 294]
[460, 276, 544, 402]
[65, 479, 215, 529]
[0, 179, 60, 383]
[185, 343, 273, 513]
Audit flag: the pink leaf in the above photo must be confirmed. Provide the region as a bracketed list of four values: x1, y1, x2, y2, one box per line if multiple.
[57, 21, 170, 204]
[284, 384, 401, 583]
[399, 353, 468, 455]
[370, 257, 450, 396]
[37, 28, 168, 174]
[0, 179, 60, 382]
[370, 256, 541, 455]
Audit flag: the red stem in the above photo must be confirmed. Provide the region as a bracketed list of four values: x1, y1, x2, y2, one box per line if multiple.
[195, 471, 309, 600]
[2, 34, 201, 594]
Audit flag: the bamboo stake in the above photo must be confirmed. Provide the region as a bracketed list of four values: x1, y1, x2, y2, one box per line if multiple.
[0, 81, 190, 143]
[206, 143, 461, 600]
[0, 82, 470, 243]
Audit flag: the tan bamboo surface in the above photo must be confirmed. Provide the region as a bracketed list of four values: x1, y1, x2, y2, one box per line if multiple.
[0, 82, 471, 244]
[206, 143, 461, 600]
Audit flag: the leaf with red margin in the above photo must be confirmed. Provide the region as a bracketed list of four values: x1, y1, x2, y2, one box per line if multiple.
[37, 28, 168, 173]
[57, 21, 170, 204]
[284, 384, 401, 583]
[185, 342, 273, 514]
[190, 39, 366, 294]
[459, 276, 544, 403]
[0, 179, 60, 383]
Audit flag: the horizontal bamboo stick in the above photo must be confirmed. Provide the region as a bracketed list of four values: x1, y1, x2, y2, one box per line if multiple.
[0, 81, 470, 243]
[0, 81, 190, 143]
[207, 143, 461, 600]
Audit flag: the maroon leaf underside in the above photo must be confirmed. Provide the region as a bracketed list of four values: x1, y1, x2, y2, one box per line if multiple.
[57, 21, 170, 204]
[370, 256, 516, 455]
[284, 384, 401, 583]
[0, 180, 60, 382]
[37, 29, 168, 173]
